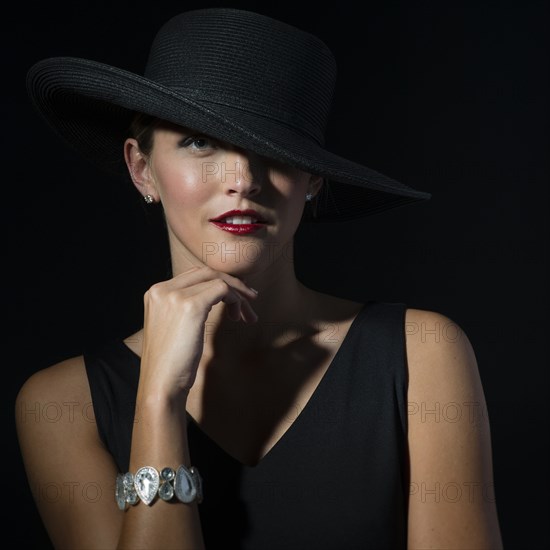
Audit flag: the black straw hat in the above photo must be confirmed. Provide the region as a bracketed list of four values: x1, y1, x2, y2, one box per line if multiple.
[26, 7, 431, 222]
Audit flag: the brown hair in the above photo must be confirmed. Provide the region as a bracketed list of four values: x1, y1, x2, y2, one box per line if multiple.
[128, 113, 164, 156]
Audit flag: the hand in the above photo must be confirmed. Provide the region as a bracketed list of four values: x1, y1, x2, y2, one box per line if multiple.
[138, 266, 258, 398]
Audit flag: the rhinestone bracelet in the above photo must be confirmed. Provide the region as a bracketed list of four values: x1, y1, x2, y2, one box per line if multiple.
[116, 465, 203, 510]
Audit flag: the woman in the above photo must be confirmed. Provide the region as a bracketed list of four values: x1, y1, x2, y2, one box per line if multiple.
[16, 8, 503, 549]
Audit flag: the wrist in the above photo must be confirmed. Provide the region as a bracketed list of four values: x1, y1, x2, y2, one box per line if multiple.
[131, 384, 193, 472]
[136, 387, 190, 412]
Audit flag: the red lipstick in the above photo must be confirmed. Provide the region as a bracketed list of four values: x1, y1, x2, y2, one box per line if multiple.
[209, 209, 269, 235]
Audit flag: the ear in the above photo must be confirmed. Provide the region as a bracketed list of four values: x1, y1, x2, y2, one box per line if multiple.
[307, 174, 324, 198]
[124, 138, 158, 201]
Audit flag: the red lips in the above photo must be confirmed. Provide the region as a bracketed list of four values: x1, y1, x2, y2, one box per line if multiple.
[210, 209, 268, 223]
[209, 209, 269, 235]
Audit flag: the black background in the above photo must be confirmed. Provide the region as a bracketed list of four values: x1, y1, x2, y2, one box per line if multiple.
[6, 1, 548, 548]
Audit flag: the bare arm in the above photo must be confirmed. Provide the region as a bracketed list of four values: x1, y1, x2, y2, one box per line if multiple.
[116, 266, 256, 548]
[15, 357, 124, 549]
[16, 266, 258, 549]
[115, 394, 202, 549]
[16, 358, 204, 550]
[406, 308, 503, 549]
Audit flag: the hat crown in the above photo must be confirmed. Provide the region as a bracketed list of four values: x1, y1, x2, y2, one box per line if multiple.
[144, 9, 337, 145]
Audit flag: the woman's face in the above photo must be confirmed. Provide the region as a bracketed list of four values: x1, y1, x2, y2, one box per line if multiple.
[140, 123, 320, 277]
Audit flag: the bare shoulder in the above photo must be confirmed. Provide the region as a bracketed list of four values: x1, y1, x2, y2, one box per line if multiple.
[15, 354, 92, 425]
[15, 354, 100, 469]
[403, 307, 503, 549]
[404, 306, 488, 465]
[404, 307, 482, 399]
[15, 356, 122, 549]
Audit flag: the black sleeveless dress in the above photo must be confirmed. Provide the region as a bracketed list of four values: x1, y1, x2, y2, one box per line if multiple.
[83, 300, 410, 549]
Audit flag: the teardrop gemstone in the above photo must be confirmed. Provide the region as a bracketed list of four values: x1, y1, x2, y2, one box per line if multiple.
[174, 465, 197, 503]
[134, 466, 160, 505]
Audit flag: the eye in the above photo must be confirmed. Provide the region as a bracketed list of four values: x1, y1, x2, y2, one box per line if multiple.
[179, 135, 218, 150]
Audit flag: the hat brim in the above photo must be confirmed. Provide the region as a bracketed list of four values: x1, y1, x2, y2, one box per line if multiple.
[27, 57, 431, 222]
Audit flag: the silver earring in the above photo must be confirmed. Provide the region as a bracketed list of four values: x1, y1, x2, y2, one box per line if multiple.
[143, 194, 154, 204]
[305, 192, 313, 202]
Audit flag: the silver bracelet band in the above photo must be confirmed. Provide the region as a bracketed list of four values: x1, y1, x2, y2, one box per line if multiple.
[116, 465, 203, 510]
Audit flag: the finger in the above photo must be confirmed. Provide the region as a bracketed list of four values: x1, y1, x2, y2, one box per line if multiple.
[168, 266, 258, 299]
[181, 265, 202, 275]
[239, 298, 258, 323]
[170, 278, 254, 324]
[183, 278, 245, 316]
[214, 271, 258, 299]
[208, 282, 254, 323]
[226, 300, 242, 322]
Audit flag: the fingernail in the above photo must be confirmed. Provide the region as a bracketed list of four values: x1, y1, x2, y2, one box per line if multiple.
[249, 287, 259, 294]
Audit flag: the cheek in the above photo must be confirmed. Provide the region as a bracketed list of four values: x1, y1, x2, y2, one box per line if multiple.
[270, 168, 310, 212]
[154, 162, 210, 208]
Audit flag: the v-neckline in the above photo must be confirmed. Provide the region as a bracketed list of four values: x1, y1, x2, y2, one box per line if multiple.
[119, 301, 370, 469]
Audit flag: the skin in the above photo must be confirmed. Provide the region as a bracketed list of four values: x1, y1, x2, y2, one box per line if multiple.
[15, 122, 503, 549]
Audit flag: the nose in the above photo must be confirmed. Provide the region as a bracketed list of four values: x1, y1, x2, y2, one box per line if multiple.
[221, 149, 262, 198]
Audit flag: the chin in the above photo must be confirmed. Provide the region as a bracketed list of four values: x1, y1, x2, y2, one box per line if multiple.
[202, 257, 263, 277]
[198, 236, 292, 276]
[205, 251, 290, 280]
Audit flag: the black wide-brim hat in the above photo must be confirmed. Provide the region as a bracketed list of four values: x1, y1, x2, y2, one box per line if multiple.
[26, 8, 431, 222]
